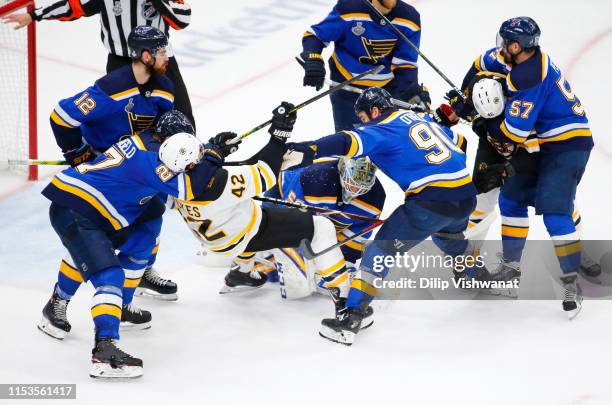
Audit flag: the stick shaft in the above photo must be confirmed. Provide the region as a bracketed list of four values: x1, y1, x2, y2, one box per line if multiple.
[7, 159, 67, 166]
[361, 0, 464, 98]
[254, 195, 382, 224]
[237, 64, 384, 141]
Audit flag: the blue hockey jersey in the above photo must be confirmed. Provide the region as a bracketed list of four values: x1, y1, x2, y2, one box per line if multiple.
[42, 136, 218, 232]
[268, 159, 386, 263]
[306, 110, 475, 201]
[303, 0, 420, 91]
[462, 47, 593, 153]
[50, 64, 175, 152]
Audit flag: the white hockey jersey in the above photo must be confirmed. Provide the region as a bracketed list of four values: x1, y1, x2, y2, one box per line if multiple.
[173, 161, 276, 257]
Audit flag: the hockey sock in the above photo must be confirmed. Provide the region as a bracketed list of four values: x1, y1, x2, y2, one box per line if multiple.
[118, 253, 147, 305]
[544, 213, 581, 275]
[467, 189, 500, 245]
[254, 252, 278, 282]
[89, 267, 124, 340]
[346, 242, 388, 309]
[56, 257, 83, 300]
[146, 240, 160, 269]
[499, 194, 529, 262]
[235, 252, 256, 273]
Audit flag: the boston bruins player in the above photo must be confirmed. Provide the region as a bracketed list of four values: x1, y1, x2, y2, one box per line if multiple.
[174, 103, 353, 319]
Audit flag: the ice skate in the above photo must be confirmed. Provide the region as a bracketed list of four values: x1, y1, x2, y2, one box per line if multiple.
[219, 262, 268, 294]
[135, 268, 178, 301]
[37, 284, 71, 340]
[120, 303, 152, 330]
[561, 274, 583, 320]
[579, 252, 602, 283]
[90, 338, 143, 379]
[487, 253, 521, 297]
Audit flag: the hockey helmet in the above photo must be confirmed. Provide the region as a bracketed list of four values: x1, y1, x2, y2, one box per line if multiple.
[338, 157, 377, 203]
[497, 17, 540, 50]
[155, 110, 195, 140]
[159, 132, 203, 173]
[471, 78, 506, 119]
[354, 87, 395, 118]
[128, 26, 168, 59]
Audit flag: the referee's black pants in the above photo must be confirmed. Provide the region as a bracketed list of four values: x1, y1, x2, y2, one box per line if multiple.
[106, 54, 196, 130]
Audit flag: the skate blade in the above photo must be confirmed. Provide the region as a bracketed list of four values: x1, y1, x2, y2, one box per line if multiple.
[566, 301, 583, 320]
[90, 362, 143, 379]
[135, 287, 178, 301]
[579, 273, 602, 285]
[120, 321, 151, 331]
[361, 317, 374, 330]
[37, 318, 67, 340]
[218, 284, 264, 295]
[319, 325, 355, 346]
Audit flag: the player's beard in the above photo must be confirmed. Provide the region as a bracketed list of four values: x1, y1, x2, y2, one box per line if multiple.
[153, 64, 167, 75]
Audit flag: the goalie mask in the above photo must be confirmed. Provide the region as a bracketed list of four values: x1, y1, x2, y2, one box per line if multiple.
[471, 78, 506, 119]
[338, 157, 377, 204]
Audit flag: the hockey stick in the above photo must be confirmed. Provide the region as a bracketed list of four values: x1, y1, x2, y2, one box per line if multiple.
[7, 159, 67, 166]
[253, 195, 383, 224]
[299, 210, 498, 260]
[294, 57, 425, 112]
[299, 218, 385, 260]
[361, 0, 465, 100]
[234, 64, 385, 142]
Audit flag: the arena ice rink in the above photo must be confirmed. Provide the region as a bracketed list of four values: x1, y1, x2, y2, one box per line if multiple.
[1, 0, 612, 403]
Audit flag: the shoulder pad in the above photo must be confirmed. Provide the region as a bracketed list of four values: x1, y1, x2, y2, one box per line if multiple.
[391, 1, 420, 25]
[152, 74, 175, 94]
[335, 0, 370, 15]
[95, 65, 137, 97]
[507, 48, 546, 91]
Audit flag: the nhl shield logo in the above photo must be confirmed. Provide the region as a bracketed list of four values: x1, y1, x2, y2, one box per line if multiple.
[352, 22, 366, 36]
[112, 0, 122, 16]
[142, 1, 159, 21]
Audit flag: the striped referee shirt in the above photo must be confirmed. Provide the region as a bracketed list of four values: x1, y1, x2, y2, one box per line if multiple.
[31, 0, 191, 57]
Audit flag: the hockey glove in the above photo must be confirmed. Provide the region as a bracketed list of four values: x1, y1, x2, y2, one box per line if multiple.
[282, 143, 315, 171]
[209, 131, 241, 157]
[63, 143, 95, 167]
[475, 161, 515, 192]
[268, 102, 297, 142]
[445, 88, 474, 120]
[201, 144, 225, 167]
[300, 51, 326, 91]
[432, 104, 459, 127]
[398, 83, 431, 111]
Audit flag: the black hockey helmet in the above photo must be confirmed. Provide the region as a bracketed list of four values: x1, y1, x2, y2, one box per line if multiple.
[354, 87, 395, 118]
[497, 17, 540, 50]
[128, 26, 168, 59]
[155, 110, 195, 140]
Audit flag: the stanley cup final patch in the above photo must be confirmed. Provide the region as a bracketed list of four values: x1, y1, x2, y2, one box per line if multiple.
[352, 22, 366, 36]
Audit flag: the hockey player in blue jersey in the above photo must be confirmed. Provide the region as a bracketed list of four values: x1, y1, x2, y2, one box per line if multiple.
[286, 87, 477, 344]
[49, 25, 181, 302]
[457, 17, 594, 317]
[39, 128, 226, 378]
[38, 109, 194, 344]
[301, 0, 429, 131]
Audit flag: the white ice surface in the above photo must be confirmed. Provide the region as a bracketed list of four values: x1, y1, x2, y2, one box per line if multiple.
[1, 0, 612, 404]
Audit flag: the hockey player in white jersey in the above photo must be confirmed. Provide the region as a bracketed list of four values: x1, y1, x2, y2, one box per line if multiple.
[174, 103, 354, 319]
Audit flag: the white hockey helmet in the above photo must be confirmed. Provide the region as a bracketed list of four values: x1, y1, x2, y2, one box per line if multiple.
[471, 78, 506, 118]
[338, 157, 377, 203]
[158, 132, 203, 173]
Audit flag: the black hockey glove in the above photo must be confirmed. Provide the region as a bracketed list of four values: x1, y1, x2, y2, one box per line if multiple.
[445, 88, 474, 121]
[268, 102, 297, 142]
[432, 104, 459, 127]
[63, 143, 95, 167]
[201, 144, 225, 167]
[474, 161, 515, 193]
[208, 132, 241, 158]
[300, 51, 326, 91]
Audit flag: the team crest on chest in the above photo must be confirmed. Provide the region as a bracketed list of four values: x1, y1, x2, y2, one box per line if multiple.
[359, 37, 397, 64]
[112, 0, 122, 16]
[351, 22, 366, 36]
[127, 111, 156, 135]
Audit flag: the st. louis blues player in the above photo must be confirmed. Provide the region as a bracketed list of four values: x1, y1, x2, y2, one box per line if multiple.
[301, 0, 429, 131]
[286, 87, 477, 344]
[39, 128, 227, 378]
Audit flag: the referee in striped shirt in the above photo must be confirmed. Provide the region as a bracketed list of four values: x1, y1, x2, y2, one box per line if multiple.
[3, 0, 195, 128]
